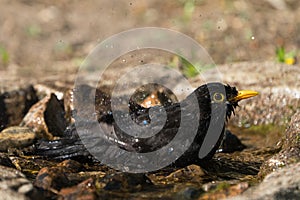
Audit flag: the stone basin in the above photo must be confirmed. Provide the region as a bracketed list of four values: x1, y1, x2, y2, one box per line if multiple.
[0, 61, 299, 199]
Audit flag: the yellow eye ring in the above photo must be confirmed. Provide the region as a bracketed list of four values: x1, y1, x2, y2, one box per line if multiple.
[213, 93, 225, 102]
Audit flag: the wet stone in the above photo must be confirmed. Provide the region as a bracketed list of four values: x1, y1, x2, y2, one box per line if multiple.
[165, 164, 206, 183]
[0, 85, 38, 132]
[0, 152, 14, 168]
[0, 126, 36, 151]
[0, 165, 36, 200]
[102, 173, 153, 192]
[201, 182, 249, 200]
[259, 110, 300, 177]
[283, 111, 300, 149]
[8, 156, 56, 180]
[20, 93, 66, 139]
[220, 62, 300, 127]
[34, 160, 84, 192]
[230, 162, 300, 200]
[58, 178, 96, 200]
[175, 186, 204, 199]
[64, 88, 75, 124]
[33, 80, 73, 101]
[34, 166, 69, 192]
[148, 164, 207, 190]
[1, 62, 299, 199]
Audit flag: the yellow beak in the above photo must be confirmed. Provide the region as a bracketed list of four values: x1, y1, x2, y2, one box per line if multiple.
[230, 90, 259, 102]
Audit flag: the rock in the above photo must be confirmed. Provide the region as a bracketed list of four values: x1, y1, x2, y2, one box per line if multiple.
[20, 93, 66, 139]
[0, 85, 38, 132]
[0, 189, 28, 200]
[34, 166, 70, 192]
[0, 61, 299, 199]
[102, 173, 152, 192]
[165, 164, 206, 182]
[201, 182, 249, 200]
[259, 111, 300, 177]
[229, 162, 300, 200]
[58, 178, 96, 200]
[0, 165, 37, 200]
[0, 126, 36, 151]
[149, 164, 206, 188]
[56, 159, 84, 172]
[282, 110, 300, 151]
[33, 81, 73, 124]
[219, 61, 300, 127]
[34, 160, 83, 192]
[229, 111, 300, 199]
[63, 88, 75, 124]
[0, 152, 14, 168]
[176, 186, 203, 199]
[33, 82, 69, 101]
[8, 156, 56, 175]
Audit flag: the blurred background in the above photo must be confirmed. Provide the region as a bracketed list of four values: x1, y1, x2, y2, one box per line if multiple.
[0, 0, 299, 79]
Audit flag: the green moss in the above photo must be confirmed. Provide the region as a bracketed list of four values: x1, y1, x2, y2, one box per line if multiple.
[247, 124, 285, 136]
[181, 57, 200, 78]
[215, 182, 231, 191]
[0, 45, 9, 65]
[168, 55, 215, 78]
[183, 0, 195, 22]
[296, 135, 300, 142]
[26, 24, 42, 37]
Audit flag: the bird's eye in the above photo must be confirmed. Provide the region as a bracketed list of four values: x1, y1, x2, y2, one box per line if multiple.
[213, 93, 225, 102]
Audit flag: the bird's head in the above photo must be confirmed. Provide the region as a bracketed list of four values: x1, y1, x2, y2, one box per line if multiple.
[224, 84, 258, 119]
[193, 82, 258, 120]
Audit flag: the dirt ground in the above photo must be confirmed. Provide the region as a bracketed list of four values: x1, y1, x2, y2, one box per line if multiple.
[0, 1, 299, 199]
[0, 0, 299, 80]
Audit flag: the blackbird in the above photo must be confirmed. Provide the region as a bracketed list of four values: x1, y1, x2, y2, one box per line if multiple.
[34, 82, 258, 166]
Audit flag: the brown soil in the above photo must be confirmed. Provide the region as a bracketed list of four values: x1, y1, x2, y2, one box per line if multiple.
[0, 0, 299, 80]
